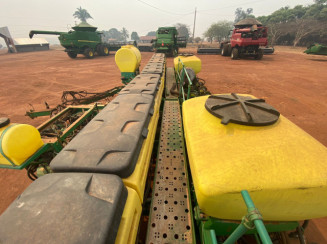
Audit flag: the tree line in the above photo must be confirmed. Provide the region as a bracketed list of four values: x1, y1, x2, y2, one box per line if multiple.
[204, 0, 327, 46]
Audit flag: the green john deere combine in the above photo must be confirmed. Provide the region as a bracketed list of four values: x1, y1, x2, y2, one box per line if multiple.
[304, 43, 327, 56]
[153, 26, 187, 56]
[29, 22, 109, 59]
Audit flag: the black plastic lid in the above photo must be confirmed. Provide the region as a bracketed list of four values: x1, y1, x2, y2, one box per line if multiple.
[0, 118, 10, 128]
[50, 93, 154, 178]
[0, 173, 127, 244]
[205, 93, 280, 126]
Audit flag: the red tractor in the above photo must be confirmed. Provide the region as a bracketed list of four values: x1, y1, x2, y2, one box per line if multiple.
[220, 18, 268, 60]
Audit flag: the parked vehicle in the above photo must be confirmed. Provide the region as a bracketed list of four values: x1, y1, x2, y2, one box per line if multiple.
[29, 22, 109, 59]
[220, 18, 268, 60]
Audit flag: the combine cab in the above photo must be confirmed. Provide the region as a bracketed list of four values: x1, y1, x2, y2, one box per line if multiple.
[221, 18, 268, 60]
[29, 22, 109, 59]
[153, 27, 187, 56]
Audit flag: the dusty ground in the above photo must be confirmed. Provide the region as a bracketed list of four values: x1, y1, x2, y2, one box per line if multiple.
[0, 46, 326, 242]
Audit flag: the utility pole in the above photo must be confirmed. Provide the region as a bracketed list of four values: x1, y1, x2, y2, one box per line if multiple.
[192, 7, 197, 41]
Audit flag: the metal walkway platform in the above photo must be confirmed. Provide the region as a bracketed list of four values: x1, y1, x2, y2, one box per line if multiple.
[146, 100, 193, 243]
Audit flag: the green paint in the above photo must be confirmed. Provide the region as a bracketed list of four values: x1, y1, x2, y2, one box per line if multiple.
[29, 22, 109, 58]
[304, 43, 327, 55]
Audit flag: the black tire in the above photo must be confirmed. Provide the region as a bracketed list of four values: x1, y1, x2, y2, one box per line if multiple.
[84, 48, 94, 59]
[227, 44, 232, 56]
[255, 49, 264, 60]
[67, 51, 77, 59]
[97, 45, 109, 56]
[102, 46, 109, 56]
[231, 48, 239, 59]
[221, 44, 229, 56]
[96, 45, 103, 55]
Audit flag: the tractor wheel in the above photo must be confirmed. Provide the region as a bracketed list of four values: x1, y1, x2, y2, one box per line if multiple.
[67, 51, 77, 59]
[227, 44, 232, 56]
[84, 48, 94, 59]
[102, 46, 109, 56]
[231, 48, 239, 60]
[255, 49, 264, 60]
[221, 44, 229, 56]
[96, 45, 103, 55]
[97, 45, 109, 56]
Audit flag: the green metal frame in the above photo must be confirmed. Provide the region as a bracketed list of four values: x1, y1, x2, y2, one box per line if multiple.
[38, 104, 101, 147]
[175, 58, 193, 102]
[120, 72, 138, 85]
[0, 104, 103, 171]
[25, 87, 120, 119]
[194, 191, 299, 243]
[25, 109, 52, 119]
[0, 144, 52, 170]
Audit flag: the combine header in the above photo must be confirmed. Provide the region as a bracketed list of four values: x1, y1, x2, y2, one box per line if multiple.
[0, 49, 327, 243]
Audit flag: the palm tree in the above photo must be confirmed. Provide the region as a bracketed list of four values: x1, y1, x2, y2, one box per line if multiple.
[73, 7, 93, 22]
[121, 28, 129, 42]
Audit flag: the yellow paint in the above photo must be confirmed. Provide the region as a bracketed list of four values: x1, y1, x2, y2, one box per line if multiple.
[115, 45, 141, 73]
[183, 94, 327, 221]
[77, 40, 98, 43]
[122, 73, 164, 202]
[115, 187, 142, 244]
[174, 55, 201, 74]
[0, 124, 44, 166]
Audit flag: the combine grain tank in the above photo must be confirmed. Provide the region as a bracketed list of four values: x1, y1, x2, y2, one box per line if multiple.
[29, 22, 109, 59]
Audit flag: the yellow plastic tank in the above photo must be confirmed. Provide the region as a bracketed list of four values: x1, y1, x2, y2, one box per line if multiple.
[115, 187, 142, 244]
[115, 45, 141, 73]
[182, 95, 327, 221]
[174, 55, 201, 74]
[0, 118, 44, 167]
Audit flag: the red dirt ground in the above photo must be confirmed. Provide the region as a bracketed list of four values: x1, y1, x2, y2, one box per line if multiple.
[0, 46, 326, 243]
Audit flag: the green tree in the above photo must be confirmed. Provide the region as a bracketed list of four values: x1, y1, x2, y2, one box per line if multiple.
[234, 8, 255, 23]
[121, 27, 129, 42]
[257, 1, 327, 46]
[204, 21, 233, 42]
[204, 27, 215, 43]
[73, 7, 93, 22]
[194, 37, 202, 43]
[175, 23, 190, 40]
[314, 0, 327, 4]
[147, 31, 156, 36]
[131, 32, 140, 41]
[108, 28, 122, 41]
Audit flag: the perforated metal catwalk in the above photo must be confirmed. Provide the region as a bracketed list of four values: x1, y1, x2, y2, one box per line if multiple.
[146, 100, 193, 243]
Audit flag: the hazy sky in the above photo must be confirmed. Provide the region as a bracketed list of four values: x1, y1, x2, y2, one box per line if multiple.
[0, 0, 314, 45]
